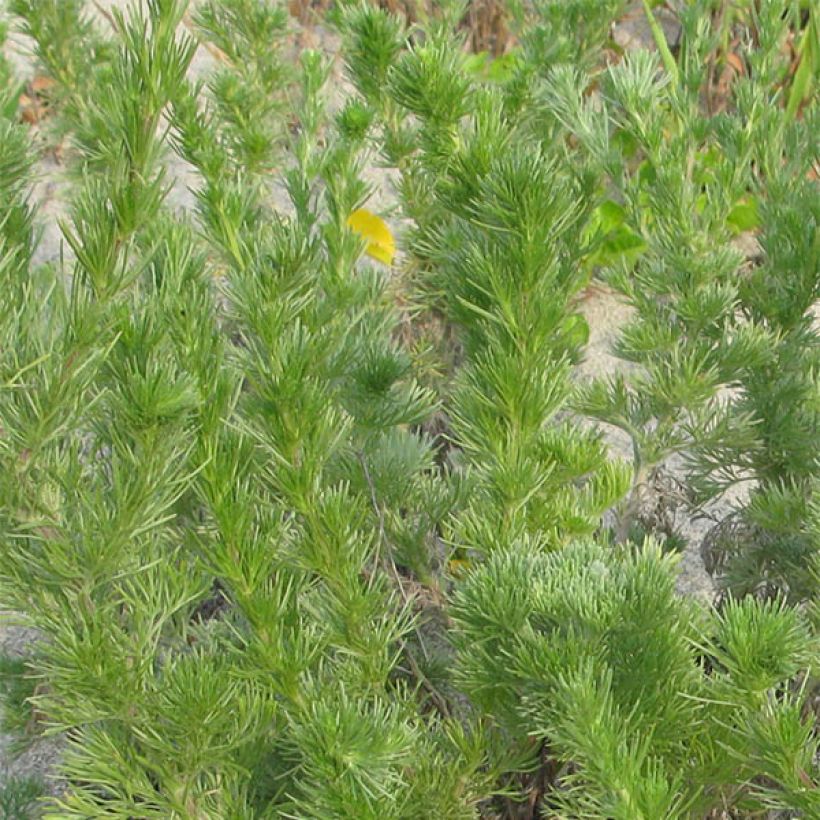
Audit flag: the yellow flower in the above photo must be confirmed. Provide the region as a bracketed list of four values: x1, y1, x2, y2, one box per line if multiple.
[347, 208, 396, 266]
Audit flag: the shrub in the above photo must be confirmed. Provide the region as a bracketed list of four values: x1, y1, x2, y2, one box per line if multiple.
[452, 540, 819, 818]
[0, 1, 817, 817]
[541, 1, 819, 597]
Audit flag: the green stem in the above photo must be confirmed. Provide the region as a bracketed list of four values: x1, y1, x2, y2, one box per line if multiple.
[641, 0, 680, 87]
[785, 9, 817, 122]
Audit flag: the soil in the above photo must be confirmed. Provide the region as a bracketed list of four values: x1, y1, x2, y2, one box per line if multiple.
[0, 619, 64, 799]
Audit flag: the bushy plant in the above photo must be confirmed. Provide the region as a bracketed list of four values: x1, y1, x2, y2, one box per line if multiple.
[338, 2, 633, 559]
[0, 1, 817, 817]
[452, 539, 819, 818]
[539, 0, 819, 591]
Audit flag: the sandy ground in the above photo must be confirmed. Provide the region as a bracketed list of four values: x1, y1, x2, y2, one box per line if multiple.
[0, 0, 728, 805]
[0, 619, 64, 799]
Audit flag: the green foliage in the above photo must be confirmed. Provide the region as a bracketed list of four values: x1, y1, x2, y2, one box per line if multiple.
[452, 541, 819, 818]
[539, 0, 819, 584]
[507, 0, 627, 72]
[0, 654, 37, 747]
[340, 5, 632, 558]
[686, 176, 819, 601]
[0, 20, 24, 120]
[0, 774, 45, 820]
[193, 0, 292, 172]
[9, 0, 106, 98]
[0, 0, 817, 817]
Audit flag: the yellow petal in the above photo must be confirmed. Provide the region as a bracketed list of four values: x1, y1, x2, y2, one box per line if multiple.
[347, 208, 396, 266]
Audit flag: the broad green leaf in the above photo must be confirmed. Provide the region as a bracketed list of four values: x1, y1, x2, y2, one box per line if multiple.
[486, 51, 521, 83]
[597, 200, 628, 233]
[613, 128, 640, 159]
[596, 227, 647, 267]
[463, 51, 489, 76]
[727, 198, 761, 233]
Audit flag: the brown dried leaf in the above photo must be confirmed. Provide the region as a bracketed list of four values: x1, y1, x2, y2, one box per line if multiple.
[30, 74, 56, 94]
[725, 51, 744, 74]
[19, 94, 39, 124]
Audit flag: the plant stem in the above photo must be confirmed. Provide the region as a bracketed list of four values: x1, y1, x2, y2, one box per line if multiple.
[642, 0, 680, 86]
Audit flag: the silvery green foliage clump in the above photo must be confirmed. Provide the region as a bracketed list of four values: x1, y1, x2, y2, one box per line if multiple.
[338, 0, 634, 560]
[452, 540, 818, 819]
[535, 0, 819, 599]
[0, 1, 816, 817]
